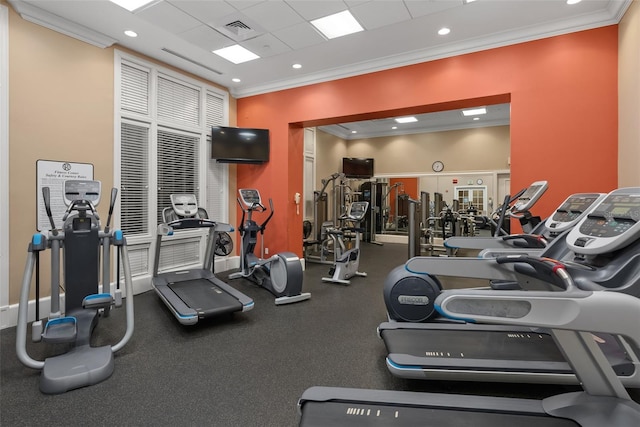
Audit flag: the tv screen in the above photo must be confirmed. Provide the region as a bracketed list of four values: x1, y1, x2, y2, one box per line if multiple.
[211, 126, 270, 164]
[343, 157, 374, 179]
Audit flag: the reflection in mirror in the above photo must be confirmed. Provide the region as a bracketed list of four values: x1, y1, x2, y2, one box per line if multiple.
[305, 103, 511, 257]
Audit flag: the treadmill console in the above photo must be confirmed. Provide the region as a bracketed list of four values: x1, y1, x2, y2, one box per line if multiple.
[238, 189, 262, 208]
[566, 187, 640, 255]
[170, 194, 199, 218]
[544, 193, 605, 234]
[512, 180, 548, 213]
[64, 180, 101, 207]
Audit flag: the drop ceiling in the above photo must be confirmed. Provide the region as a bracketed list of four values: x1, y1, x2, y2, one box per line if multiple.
[318, 103, 511, 139]
[7, 0, 630, 136]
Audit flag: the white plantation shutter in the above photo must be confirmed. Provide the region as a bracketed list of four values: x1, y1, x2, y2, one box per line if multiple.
[120, 122, 150, 235]
[156, 128, 199, 224]
[157, 74, 200, 127]
[205, 91, 227, 221]
[157, 238, 200, 272]
[121, 62, 149, 116]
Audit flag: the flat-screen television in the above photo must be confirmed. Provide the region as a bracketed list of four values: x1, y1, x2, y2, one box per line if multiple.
[342, 157, 374, 179]
[211, 126, 270, 164]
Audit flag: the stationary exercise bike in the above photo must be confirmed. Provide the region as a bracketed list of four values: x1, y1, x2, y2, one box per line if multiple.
[229, 189, 310, 305]
[322, 201, 369, 285]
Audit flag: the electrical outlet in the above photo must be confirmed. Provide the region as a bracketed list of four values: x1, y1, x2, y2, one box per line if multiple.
[265, 247, 269, 255]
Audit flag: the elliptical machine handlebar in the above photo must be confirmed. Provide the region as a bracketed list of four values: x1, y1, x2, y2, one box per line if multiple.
[237, 197, 274, 235]
[42, 187, 58, 235]
[104, 188, 118, 233]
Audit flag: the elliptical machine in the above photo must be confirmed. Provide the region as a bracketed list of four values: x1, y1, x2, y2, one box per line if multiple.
[322, 201, 369, 285]
[229, 189, 310, 305]
[16, 180, 134, 394]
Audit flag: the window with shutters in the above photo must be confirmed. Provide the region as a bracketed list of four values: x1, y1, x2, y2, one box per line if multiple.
[115, 51, 229, 279]
[156, 128, 199, 225]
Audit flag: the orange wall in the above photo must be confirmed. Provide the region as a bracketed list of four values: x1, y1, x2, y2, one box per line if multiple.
[237, 27, 618, 256]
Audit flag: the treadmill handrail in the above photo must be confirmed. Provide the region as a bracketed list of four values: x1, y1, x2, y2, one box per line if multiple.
[435, 289, 638, 400]
[166, 217, 219, 230]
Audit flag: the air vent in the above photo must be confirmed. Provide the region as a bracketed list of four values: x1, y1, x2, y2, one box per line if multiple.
[214, 14, 264, 42]
[225, 20, 252, 35]
[161, 48, 223, 75]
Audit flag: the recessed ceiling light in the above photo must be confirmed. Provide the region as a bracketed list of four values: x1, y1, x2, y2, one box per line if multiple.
[395, 116, 418, 123]
[463, 0, 477, 4]
[438, 27, 451, 36]
[292, 64, 302, 69]
[351, 130, 357, 134]
[232, 78, 241, 83]
[124, 30, 138, 38]
[567, 0, 582, 4]
[311, 10, 364, 40]
[213, 45, 260, 64]
[109, 0, 155, 12]
[391, 126, 398, 130]
[473, 117, 480, 121]
[462, 107, 487, 116]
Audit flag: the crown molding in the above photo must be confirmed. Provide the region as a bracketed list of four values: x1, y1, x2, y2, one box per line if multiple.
[231, 0, 632, 98]
[8, 0, 117, 48]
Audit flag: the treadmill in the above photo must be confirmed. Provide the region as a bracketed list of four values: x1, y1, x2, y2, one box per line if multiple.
[445, 182, 590, 255]
[299, 277, 640, 426]
[379, 188, 640, 386]
[152, 194, 254, 325]
[477, 192, 606, 257]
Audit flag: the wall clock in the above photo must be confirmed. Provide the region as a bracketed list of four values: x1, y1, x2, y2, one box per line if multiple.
[432, 161, 444, 172]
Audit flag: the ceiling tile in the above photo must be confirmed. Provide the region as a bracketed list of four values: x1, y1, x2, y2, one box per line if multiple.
[285, 0, 349, 21]
[228, 0, 264, 10]
[241, 33, 293, 58]
[351, 1, 412, 30]
[403, 0, 461, 19]
[240, 1, 305, 32]
[136, 1, 202, 35]
[178, 25, 234, 52]
[344, 0, 370, 7]
[168, 0, 237, 22]
[272, 21, 326, 50]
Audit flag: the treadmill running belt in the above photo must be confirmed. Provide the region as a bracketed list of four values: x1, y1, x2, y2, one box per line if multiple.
[299, 401, 579, 427]
[168, 279, 242, 318]
[383, 328, 565, 361]
[382, 328, 635, 376]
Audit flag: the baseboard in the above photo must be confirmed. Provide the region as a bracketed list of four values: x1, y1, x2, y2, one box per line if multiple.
[375, 234, 408, 244]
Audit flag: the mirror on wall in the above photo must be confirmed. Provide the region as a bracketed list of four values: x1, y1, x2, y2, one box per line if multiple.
[304, 104, 511, 252]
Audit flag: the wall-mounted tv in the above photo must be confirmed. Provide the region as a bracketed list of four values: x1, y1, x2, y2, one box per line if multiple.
[342, 157, 374, 179]
[211, 126, 270, 164]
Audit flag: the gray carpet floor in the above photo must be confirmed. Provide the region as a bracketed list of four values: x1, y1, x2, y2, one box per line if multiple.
[0, 242, 620, 426]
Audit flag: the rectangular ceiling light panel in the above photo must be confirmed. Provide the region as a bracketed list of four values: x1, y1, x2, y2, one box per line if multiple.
[395, 116, 418, 123]
[110, 0, 156, 12]
[311, 10, 364, 39]
[213, 45, 260, 64]
[462, 107, 487, 116]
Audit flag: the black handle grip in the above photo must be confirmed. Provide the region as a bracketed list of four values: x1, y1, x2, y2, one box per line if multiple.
[105, 187, 118, 230]
[496, 255, 574, 290]
[502, 234, 548, 248]
[42, 187, 57, 232]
